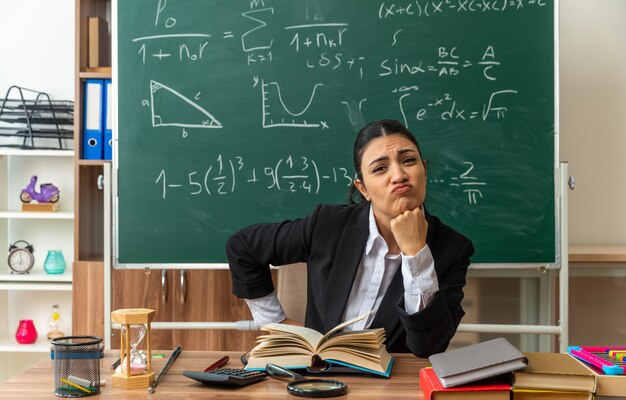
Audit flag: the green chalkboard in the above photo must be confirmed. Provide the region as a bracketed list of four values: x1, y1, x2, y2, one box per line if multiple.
[115, 0, 555, 265]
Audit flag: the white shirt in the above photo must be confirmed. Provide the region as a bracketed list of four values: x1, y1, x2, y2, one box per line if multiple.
[245, 205, 439, 329]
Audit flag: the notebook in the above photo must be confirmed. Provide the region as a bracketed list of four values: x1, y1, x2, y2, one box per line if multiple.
[429, 337, 528, 388]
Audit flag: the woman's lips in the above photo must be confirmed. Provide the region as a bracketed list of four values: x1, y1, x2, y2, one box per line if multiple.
[392, 184, 412, 195]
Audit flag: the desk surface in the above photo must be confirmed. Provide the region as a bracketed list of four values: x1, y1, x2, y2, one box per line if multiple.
[0, 351, 428, 399]
[569, 245, 626, 263]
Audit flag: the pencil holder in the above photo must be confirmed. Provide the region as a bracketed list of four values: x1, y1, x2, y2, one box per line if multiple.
[50, 336, 104, 397]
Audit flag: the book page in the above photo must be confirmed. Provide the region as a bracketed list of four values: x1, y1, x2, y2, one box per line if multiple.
[320, 347, 392, 374]
[317, 311, 373, 350]
[251, 345, 312, 357]
[317, 328, 385, 353]
[326, 311, 372, 336]
[246, 354, 312, 369]
[263, 323, 323, 350]
[250, 335, 314, 355]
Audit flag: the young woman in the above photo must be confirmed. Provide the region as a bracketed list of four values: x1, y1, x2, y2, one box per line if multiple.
[227, 119, 474, 357]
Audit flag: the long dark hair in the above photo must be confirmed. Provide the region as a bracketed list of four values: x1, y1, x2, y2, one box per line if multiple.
[348, 119, 423, 204]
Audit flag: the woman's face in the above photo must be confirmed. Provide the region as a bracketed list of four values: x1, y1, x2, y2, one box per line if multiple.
[355, 134, 426, 225]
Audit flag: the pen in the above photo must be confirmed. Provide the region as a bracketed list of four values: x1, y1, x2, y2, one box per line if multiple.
[148, 346, 182, 394]
[204, 355, 229, 372]
[111, 358, 121, 370]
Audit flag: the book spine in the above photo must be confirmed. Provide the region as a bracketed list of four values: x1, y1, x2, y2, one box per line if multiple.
[419, 368, 436, 400]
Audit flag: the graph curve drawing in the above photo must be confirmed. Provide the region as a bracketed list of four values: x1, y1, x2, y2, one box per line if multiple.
[261, 79, 323, 128]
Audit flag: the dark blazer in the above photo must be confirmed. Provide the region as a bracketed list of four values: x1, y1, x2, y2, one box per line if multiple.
[227, 201, 474, 358]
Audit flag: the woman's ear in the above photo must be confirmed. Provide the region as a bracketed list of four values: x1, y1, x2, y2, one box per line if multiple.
[354, 179, 370, 201]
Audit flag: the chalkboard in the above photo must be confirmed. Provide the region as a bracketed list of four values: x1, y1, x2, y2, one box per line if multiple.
[114, 0, 556, 266]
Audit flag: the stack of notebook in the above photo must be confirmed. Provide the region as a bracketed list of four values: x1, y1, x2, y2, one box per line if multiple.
[421, 338, 527, 399]
[420, 338, 613, 399]
[511, 352, 596, 399]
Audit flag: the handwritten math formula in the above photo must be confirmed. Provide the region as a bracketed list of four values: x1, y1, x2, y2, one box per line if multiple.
[377, 0, 547, 19]
[128, 0, 547, 134]
[154, 155, 486, 205]
[154, 155, 356, 199]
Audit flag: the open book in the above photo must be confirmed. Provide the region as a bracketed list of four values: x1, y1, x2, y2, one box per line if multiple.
[245, 312, 393, 377]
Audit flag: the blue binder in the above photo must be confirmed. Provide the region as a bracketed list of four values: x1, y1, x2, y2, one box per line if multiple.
[83, 79, 104, 160]
[103, 79, 112, 160]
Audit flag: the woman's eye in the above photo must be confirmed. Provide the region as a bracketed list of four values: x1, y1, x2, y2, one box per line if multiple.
[402, 157, 417, 164]
[372, 165, 386, 173]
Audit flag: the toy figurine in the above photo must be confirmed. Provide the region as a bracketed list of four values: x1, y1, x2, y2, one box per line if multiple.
[20, 175, 60, 203]
[47, 304, 65, 340]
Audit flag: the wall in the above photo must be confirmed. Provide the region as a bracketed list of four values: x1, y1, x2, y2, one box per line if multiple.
[560, 0, 626, 245]
[0, 0, 75, 100]
[559, 0, 626, 347]
[0, 0, 75, 384]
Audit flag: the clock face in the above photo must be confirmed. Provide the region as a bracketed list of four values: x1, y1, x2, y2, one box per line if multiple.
[8, 248, 34, 273]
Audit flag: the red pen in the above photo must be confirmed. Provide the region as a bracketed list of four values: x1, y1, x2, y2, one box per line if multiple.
[204, 355, 229, 372]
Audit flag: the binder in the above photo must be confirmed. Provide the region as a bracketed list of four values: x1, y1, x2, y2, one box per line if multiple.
[83, 79, 104, 159]
[103, 79, 112, 160]
[88, 17, 110, 68]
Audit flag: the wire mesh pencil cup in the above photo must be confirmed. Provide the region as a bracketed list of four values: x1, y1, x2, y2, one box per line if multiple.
[50, 336, 104, 397]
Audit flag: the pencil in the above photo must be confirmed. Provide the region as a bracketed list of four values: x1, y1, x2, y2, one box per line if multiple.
[60, 378, 92, 394]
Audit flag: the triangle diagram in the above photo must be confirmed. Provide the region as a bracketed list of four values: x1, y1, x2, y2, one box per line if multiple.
[150, 80, 222, 128]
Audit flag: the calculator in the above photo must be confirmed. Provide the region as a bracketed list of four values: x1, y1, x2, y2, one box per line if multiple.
[183, 368, 267, 387]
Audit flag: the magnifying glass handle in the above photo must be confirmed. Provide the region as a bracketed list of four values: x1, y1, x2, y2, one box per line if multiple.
[265, 363, 306, 381]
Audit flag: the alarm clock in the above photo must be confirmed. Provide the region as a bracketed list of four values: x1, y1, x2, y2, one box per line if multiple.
[7, 240, 35, 274]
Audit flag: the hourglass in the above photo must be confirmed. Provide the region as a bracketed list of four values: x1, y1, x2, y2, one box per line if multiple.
[122, 324, 146, 375]
[111, 309, 155, 389]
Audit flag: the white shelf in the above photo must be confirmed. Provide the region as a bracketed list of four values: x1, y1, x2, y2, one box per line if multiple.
[0, 282, 71, 291]
[0, 334, 52, 352]
[0, 269, 72, 282]
[0, 265, 72, 283]
[0, 210, 74, 219]
[0, 269, 72, 291]
[0, 143, 75, 362]
[0, 149, 74, 157]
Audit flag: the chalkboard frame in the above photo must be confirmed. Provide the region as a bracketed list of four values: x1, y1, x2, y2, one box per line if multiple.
[111, 0, 561, 270]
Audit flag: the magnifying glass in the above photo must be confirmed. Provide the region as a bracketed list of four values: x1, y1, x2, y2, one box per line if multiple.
[265, 363, 348, 398]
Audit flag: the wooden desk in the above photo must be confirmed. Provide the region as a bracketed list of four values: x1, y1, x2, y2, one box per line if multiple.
[0, 351, 429, 399]
[570, 245, 626, 263]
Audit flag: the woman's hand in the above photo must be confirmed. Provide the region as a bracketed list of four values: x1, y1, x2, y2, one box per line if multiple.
[390, 207, 428, 256]
[260, 317, 303, 331]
